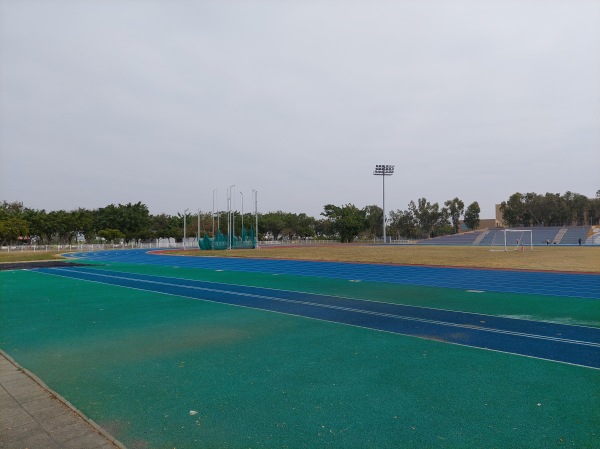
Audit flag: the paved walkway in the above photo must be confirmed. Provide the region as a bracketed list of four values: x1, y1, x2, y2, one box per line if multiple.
[0, 351, 125, 449]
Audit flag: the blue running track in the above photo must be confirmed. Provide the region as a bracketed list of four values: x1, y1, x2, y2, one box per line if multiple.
[65, 249, 600, 299]
[37, 263, 600, 369]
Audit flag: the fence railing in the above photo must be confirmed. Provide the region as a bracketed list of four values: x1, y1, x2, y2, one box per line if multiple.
[1, 237, 420, 253]
[0, 242, 170, 252]
[1, 239, 340, 252]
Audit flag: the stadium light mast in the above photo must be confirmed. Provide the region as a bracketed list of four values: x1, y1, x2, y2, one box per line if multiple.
[373, 164, 394, 244]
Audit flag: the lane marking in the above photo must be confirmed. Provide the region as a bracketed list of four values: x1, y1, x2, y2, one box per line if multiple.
[44, 267, 600, 349]
[47, 267, 600, 329]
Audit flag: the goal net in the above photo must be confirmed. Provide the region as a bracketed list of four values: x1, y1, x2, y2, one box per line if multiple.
[490, 229, 533, 252]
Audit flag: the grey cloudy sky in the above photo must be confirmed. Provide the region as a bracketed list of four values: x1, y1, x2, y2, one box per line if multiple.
[1, 0, 599, 219]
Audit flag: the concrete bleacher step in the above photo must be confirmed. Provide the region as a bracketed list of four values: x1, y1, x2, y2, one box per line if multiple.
[554, 227, 568, 244]
[473, 230, 489, 245]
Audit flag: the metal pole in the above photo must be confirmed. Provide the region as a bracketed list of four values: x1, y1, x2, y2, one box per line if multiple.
[227, 187, 230, 249]
[240, 191, 244, 236]
[228, 185, 235, 249]
[231, 185, 235, 246]
[382, 174, 386, 244]
[373, 165, 394, 245]
[183, 208, 189, 249]
[212, 189, 217, 238]
[253, 189, 259, 248]
[197, 209, 201, 241]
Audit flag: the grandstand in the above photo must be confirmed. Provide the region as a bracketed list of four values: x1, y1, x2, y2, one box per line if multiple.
[416, 226, 594, 246]
[561, 226, 591, 245]
[416, 230, 488, 245]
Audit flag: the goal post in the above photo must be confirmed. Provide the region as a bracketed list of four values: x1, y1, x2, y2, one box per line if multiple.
[490, 229, 533, 251]
[502, 229, 533, 251]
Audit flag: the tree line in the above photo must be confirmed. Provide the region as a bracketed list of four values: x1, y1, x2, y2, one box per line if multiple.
[0, 196, 479, 246]
[500, 190, 600, 227]
[1, 189, 597, 245]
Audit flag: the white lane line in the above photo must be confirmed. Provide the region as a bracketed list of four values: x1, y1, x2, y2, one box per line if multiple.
[46, 267, 600, 348]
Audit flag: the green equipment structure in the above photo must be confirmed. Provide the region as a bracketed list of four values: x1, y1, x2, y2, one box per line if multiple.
[198, 226, 256, 250]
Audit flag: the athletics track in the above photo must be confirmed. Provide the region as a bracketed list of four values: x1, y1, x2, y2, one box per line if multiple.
[64, 249, 598, 298]
[53, 249, 600, 369]
[4, 248, 600, 448]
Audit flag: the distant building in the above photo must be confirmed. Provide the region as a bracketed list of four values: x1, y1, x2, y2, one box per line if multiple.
[495, 204, 506, 227]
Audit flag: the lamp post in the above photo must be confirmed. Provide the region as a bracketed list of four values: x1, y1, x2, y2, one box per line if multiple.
[252, 189, 259, 248]
[240, 191, 244, 236]
[197, 208, 201, 242]
[183, 208, 189, 249]
[228, 185, 235, 249]
[212, 189, 217, 238]
[373, 164, 394, 244]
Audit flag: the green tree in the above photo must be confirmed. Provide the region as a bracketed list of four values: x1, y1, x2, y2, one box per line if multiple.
[409, 198, 449, 238]
[500, 193, 526, 227]
[388, 209, 419, 239]
[72, 208, 96, 242]
[151, 213, 173, 240]
[292, 213, 317, 239]
[542, 193, 569, 226]
[463, 201, 481, 230]
[444, 197, 465, 234]
[501, 191, 597, 227]
[363, 205, 384, 238]
[260, 212, 287, 241]
[0, 217, 29, 246]
[98, 228, 125, 244]
[589, 191, 600, 225]
[96, 202, 151, 242]
[314, 218, 333, 238]
[321, 203, 365, 243]
[0, 201, 25, 219]
[45, 210, 79, 244]
[563, 191, 589, 225]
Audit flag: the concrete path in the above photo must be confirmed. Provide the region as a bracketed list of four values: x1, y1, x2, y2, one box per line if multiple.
[0, 351, 125, 449]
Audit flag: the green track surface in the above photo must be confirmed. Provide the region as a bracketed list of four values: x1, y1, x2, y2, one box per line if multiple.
[1, 267, 599, 448]
[99, 262, 600, 328]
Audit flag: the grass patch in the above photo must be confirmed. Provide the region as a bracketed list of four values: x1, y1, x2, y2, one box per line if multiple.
[0, 250, 71, 263]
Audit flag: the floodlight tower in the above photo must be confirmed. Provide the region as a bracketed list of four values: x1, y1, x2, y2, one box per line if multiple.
[373, 165, 394, 244]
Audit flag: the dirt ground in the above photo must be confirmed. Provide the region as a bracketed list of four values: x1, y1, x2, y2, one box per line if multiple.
[166, 244, 600, 273]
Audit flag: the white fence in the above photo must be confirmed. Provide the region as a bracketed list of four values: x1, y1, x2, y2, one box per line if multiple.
[1, 240, 182, 253]
[1, 239, 336, 252]
[1, 237, 416, 253]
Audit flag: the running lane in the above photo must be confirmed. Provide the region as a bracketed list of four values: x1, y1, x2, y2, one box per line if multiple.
[37, 266, 600, 369]
[66, 249, 600, 299]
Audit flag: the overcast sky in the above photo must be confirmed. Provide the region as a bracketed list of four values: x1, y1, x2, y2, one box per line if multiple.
[1, 0, 599, 219]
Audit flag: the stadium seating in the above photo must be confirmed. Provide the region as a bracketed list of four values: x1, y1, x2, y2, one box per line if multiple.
[560, 226, 591, 245]
[417, 230, 488, 245]
[416, 226, 592, 246]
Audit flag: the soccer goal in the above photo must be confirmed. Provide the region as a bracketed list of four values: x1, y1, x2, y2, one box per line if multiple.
[490, 229, 533, 252]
